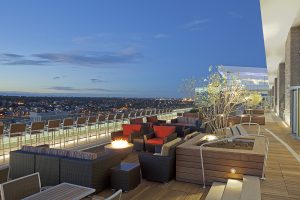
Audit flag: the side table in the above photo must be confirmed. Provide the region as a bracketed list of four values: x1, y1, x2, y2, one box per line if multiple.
[110, 162, 141, 192]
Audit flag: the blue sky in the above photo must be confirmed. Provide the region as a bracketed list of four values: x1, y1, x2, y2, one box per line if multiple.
[0, 0, 266, 98]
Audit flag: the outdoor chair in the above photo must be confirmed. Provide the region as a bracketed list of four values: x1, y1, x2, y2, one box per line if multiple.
[145, 110, 152, 117]
[139, 138, 183, 182]
[29, 121, 45, 146]
[87, 116, 97, 140]
[144, 125, 177, 152]
[111, 124, 142, 142]
[7, 123, 27, 151]
[75, 117, 87, 144]
[107, 114, 116, 133]
[0, 123, 5, 160]
[97, 114, 107, 136]
[115, 113, 123, 130]
[46, 120, 61, 148]
[122, 113, 130, 124]
[62, 118, 75, 146]
[0, 172, 41, 200]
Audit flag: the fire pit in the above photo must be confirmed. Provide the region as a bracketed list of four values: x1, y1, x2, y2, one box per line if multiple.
[105, 139, 133, 158]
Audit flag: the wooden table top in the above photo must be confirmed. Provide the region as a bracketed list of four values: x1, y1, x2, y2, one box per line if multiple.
[22, 182, 95, 200]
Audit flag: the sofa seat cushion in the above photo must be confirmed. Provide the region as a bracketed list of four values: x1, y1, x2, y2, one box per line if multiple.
[122, 124, 142, 136]
[147, 138, 164, 145]
[153, 126, 176, 138]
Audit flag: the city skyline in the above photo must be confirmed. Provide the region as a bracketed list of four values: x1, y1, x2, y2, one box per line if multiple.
[0, 0, 266, 98]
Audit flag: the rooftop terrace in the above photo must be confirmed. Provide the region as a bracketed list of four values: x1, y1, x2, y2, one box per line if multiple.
[0, 111, 299, 199]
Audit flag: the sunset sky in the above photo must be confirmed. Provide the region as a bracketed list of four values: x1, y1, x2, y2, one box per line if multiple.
[0, 0, 266, 98]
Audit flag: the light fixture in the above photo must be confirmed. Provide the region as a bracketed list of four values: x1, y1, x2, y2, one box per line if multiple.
[230, 168, 236, 174]
[204, 134, 218, 141]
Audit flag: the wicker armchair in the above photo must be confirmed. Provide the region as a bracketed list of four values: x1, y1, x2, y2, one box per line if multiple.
[138, 139, 183, 182]
[144, 126, 177, 152]
[111, 124, 142, 143]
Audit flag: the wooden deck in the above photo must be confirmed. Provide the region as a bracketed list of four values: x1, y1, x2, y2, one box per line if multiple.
[96, 113, 300, 200]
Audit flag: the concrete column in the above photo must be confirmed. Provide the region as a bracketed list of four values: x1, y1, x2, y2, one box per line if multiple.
[285, 26, 300, 126]
[274, 78, 278, 113]
[277, 63, 285, 119]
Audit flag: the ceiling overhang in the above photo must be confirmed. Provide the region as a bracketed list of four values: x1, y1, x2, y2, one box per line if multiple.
[260, 0, 300, 87]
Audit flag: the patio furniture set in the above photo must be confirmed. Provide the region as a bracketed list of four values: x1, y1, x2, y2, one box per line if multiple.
[2, 109, 267, 199]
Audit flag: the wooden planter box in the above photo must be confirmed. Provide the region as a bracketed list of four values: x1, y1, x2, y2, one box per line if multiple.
[176, 133, 266, 185]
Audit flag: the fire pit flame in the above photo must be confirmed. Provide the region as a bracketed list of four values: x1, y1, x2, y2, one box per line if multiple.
[111, 139, 129, 149]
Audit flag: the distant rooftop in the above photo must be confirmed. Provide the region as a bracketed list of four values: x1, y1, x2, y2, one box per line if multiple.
[219, 66, 269, 92]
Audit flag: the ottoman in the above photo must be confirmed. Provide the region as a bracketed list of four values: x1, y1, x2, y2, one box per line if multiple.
[110, 163, 141, 192]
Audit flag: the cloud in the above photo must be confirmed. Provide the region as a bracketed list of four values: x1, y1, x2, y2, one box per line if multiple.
[52, 75, 66, 80]
[228, 12, 243, 20]
[90, 78, 103, 83]
[47, 86, 113, 92]
[183, 19, 209, 31]
[154, 34, 168, 39]
[2, 53, 24, 58]
[47, 86, 77, 91]
[0, 49, 142, 67]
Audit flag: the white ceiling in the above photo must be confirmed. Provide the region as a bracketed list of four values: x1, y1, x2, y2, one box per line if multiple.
[260, 0, 300, 87]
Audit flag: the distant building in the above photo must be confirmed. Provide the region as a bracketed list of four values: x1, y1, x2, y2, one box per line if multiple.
[195, 66, 270, 107]
[218, 66, 269, 95]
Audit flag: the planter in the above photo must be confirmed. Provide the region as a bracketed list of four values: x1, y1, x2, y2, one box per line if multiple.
[176, 133, 266, 185]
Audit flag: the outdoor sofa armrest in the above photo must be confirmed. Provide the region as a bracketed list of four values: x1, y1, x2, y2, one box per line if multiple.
[131, 131, 143, 139]
[182, 128, 191, 137]
[164, 132, 177, 143]
[111, 131, 123, 140]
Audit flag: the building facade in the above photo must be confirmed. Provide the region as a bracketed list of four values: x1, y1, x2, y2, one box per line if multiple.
[260, 0, 300, 136]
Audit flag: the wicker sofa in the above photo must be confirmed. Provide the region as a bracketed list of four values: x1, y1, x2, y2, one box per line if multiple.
[170, 117, 201, 132]
[138, 138, 184, 183]
[9, 146, 122, 193]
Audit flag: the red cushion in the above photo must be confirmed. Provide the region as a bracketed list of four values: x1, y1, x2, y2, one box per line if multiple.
[122, 124, 142, 136]
[147, 116, 158, 123]
[113, 135, 129, 141]
[147, 138, 164, 145]
[153, 125, 176, 138]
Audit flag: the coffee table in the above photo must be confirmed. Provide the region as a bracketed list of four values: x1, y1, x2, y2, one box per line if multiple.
[22, 182, 95, 200]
